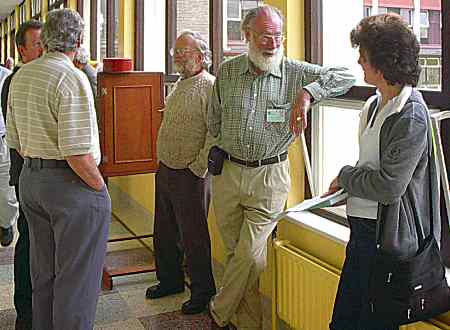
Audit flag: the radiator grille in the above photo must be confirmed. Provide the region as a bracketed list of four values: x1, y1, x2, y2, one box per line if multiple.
[273, 240, 340, 330]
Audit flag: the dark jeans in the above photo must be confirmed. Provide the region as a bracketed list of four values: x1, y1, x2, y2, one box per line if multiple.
[154, 163, 216, 303]
[13, 184, 32, 330]
[329, 216, 398, 330]
[20, 165, 111, 330]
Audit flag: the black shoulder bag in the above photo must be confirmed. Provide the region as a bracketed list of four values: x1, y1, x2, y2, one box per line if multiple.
[208, 146, 227, 176]
[368, 128, 450, 326]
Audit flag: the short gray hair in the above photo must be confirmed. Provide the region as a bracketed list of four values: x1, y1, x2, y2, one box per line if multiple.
[42, 9, 84, 53]
[178, 30, 212, 69]
[241, 5, 284, 39]
[74, 47, 90, 64]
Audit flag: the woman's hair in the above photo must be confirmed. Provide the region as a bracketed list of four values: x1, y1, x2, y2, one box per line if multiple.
[350, 13, 421, 86]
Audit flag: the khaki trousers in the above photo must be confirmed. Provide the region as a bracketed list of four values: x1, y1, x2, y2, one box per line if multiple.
[210, 159, 290, 329]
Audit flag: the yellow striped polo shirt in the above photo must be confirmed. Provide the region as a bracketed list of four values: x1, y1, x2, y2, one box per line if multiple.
[6, 51, 100, 164]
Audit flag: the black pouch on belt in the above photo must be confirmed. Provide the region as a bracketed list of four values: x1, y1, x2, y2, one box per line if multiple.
[208, 146, 227, 176]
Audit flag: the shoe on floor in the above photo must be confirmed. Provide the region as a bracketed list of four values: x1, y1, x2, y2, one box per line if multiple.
[0, 226, 14, 247]
[207, 303, 229, 329]
[145, 284, 184, 299]
[181, 299, 208, 315]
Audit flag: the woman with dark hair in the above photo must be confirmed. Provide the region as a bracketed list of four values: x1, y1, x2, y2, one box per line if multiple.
[326, 13, 440, 330]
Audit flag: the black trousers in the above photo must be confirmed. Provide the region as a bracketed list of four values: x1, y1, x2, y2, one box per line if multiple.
[13, 184, 32, 330]
[154, 163, 216, 303]
[330, 216, 398, 330]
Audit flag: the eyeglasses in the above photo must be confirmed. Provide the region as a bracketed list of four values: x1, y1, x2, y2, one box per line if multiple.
[250, 30, 284, 45]
[169, 47, 200, 57]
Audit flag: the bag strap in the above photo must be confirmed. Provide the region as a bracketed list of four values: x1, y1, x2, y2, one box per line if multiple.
[376, 99, 434, 248]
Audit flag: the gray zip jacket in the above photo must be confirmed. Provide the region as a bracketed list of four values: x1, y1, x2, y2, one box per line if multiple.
[338, 89, 440, 259]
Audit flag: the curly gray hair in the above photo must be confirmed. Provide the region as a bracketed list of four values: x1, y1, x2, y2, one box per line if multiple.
[74, 47, 90, 64]
[42, 9, 84, 53]
[178, 30, 212, 69]
[240, 5, 284, 41]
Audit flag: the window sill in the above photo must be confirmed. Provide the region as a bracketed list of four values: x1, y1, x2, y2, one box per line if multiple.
[283, 210, 350, 246]
[282, 210, 450, 282]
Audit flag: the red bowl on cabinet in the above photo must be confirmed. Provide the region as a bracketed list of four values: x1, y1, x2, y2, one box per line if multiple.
[103, 58, 133, 73]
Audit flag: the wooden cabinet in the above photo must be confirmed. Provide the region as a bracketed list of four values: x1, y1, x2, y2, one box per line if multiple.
[97, 72, 164, 177]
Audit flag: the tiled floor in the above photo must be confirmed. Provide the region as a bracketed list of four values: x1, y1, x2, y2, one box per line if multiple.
[0, 219, 221, 330]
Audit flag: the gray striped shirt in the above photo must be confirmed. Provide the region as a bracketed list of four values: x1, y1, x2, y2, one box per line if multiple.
[6, 52, 100, 164]
[208, 54, 355, 160]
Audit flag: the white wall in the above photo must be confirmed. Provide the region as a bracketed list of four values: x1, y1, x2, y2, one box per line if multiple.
[143, 1, 165, 72]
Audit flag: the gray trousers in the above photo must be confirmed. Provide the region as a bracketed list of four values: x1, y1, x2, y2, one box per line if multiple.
[20, 164, 111, 330]
[0, 136, 18, 228]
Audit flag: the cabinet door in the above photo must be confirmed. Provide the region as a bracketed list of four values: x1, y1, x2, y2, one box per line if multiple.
[98, 72, 164, 177]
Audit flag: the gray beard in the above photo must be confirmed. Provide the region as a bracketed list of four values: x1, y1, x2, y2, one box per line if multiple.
[174, 59, 197, 78]
[248, 43, 284, 72]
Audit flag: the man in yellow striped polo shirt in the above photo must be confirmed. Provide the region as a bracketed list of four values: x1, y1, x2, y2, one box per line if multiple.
[6, 9, 110, 330]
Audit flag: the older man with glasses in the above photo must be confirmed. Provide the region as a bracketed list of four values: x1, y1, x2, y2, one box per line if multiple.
[207, 5, 355, 329]
[145, 30, 216, 316]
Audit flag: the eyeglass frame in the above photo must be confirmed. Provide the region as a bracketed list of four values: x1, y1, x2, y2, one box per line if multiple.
[169, 47, 202, 57]
[248, 29, 285, 45]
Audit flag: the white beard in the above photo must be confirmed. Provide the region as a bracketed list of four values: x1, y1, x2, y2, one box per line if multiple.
[248, 42, 284, 72]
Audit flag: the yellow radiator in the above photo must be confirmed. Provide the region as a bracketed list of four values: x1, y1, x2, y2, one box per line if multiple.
[272, 239, 341, 330]
[271, 239, 447, 330]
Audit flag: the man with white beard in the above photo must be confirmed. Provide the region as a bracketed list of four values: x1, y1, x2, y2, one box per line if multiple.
[145, 31, 216, 316]
[207, 5, 355, 329]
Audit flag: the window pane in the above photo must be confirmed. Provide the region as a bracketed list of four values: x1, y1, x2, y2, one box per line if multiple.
[113, 0, 119, 56]
[323, 0, 442, 91]
[99, 0, 107, 60]
[223, 0, 262, 58]
[313, 105, 360, 197]
[176, 0, 209, 42]
[165, 0, 210, 74]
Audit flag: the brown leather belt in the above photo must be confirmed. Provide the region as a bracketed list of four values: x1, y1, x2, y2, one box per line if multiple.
[228, 151, 288, 168]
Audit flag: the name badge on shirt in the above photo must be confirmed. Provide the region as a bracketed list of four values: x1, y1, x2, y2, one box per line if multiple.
[266, 108, 286, 123]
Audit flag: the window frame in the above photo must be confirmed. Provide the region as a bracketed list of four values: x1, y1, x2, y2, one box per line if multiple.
[48, 0, 68, 11]
[134, 0, 144, 70]
[304, 0, 450, 265]
[19, 1, 26, 25]
[90, 0, 118, 61]
[9, 12, 15, 61]
[3, 29, 7, 63]
[31, 0, 42, 20]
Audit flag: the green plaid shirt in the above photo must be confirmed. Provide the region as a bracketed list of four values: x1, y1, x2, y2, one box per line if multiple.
[208, 54, 355, 160]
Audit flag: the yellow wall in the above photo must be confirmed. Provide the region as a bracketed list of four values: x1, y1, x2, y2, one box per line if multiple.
[118, 0, 135, 60]
[0, 0, 81, 63]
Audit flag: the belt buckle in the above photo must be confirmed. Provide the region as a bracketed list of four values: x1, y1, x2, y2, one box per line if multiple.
[257, 159, 262, 167]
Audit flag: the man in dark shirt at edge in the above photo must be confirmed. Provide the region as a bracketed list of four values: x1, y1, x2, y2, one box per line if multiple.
[1, 19, 43, 330]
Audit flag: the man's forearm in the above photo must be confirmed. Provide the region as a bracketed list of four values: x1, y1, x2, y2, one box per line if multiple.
[66, 154, 104, 191]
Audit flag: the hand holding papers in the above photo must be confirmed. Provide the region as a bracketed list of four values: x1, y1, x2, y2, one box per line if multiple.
[275, 189, 348, 222]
